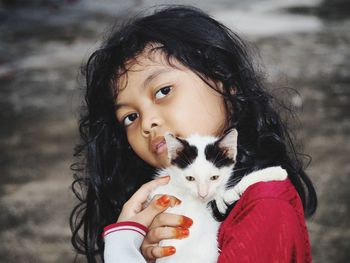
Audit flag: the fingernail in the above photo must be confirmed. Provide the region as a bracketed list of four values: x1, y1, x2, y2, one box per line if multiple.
[170, 198, 182, 207]
[179, 216, 193, 228]
[156, 195, 170, 207]
[174, 228, 189, 239]
[175, 198, 182, 205]
[161, 246, 176, 256]
[159, 175, 170, 180]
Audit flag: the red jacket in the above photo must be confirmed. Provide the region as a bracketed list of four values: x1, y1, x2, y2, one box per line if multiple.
[217, 179, 312, 263]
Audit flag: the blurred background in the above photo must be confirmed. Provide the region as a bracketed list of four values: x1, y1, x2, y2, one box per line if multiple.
[0, 0, 349, 262]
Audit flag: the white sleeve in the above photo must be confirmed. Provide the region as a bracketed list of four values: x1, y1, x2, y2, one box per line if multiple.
[103, 221, 148, 263]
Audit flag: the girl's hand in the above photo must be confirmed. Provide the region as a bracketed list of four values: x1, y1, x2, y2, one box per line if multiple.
[140, 211, 193, 262]
[117, 176, 193, 262]
[117, 176, 181, 227]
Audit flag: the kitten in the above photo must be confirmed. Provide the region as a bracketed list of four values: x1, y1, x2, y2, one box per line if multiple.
[149, 129, 288, 263]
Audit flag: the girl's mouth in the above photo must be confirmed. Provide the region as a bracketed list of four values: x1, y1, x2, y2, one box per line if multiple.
[155, 140, 167, 154]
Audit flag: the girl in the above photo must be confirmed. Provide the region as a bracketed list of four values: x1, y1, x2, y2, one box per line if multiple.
[70, 6, 317, 263]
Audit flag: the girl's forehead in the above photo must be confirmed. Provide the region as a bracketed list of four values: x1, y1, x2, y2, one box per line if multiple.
[125, 47, 182, 74]
[116, 48, 185, 92]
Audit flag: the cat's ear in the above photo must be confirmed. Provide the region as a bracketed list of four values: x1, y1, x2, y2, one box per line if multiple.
[164, 133, 185, 160]
[217, 128, 238, 160]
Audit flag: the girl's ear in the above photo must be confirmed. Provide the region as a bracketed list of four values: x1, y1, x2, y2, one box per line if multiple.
[222, 86, 236, 119]
[217, 82, 237, 95]
[215, 80, 224, 92]
[164, 133, 184, 160]
[217, 129, 238, 160]
[230, 86, 237, 95]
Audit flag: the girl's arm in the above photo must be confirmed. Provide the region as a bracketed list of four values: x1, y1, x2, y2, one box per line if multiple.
[104, 221, 149, 262]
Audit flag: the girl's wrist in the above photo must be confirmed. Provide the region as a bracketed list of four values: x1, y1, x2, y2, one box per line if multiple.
[103, 221, 149, 238]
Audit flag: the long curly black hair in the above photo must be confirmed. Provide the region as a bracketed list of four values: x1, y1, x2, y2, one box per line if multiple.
[70, 6, 317, 262]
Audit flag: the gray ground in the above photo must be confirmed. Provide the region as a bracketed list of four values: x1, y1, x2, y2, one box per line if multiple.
[0, 0, 349, 262]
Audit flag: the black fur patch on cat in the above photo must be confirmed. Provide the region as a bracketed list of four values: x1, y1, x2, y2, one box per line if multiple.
[205, 142, 235, 168]
[170, 138, 198, 169]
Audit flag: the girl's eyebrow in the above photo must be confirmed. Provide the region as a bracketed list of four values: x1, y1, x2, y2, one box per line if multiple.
[115, 68, 174, 111]
[143, 68, 173, 88]
[115, 103, 128, 111]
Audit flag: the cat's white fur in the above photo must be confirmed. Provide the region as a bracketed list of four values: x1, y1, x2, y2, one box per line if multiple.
[149, 130, 288, 263]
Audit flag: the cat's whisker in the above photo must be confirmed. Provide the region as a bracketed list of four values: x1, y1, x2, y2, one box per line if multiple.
[212, 151, 221, 166]
[232, 167, 250, 173]
[227, 167, 252, 186]
[214, 156, 227, 166]
[229, 178, 241, 186]
[181, 153, 192, 166]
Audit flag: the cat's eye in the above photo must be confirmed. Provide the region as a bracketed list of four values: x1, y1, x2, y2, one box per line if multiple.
[186, 176, 195, 181]
[155, 86, 172, 99]
[122, 112, 139, 127]
[210, 175, 219, 181]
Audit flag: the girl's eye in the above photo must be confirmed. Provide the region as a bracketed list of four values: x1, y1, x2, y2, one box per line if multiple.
[123, 113, 139, 127]
[186, 176, 195, 181]
[210, 175, 219, 181]
[155, 86, 172, 99]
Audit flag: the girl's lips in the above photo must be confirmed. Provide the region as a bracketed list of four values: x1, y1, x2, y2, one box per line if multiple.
[155, 140, 167, 154]
[150, 137, 167, 155]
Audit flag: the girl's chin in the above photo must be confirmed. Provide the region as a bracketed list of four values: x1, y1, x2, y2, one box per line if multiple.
[155, 153, 170, 169]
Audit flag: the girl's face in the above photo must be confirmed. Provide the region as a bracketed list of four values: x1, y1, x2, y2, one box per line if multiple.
[115, 49, 228, 168]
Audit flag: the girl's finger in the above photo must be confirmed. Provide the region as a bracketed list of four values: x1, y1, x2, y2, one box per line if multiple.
[130, 176, 171, 204]
[143, 245, 176, 261]
[146, 226, 189, 244]
[150, 213, 193, 229]
[117, 176, 172, 223]
[134, 195, 181, 227]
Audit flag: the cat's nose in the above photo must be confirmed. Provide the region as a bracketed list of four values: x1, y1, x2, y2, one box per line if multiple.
[198, 193, 208, 199]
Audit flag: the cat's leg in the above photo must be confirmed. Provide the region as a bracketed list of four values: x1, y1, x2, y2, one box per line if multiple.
[215, 167, 287, 214]
[258, 166, 288, 181]
[234, 166, 288, 195]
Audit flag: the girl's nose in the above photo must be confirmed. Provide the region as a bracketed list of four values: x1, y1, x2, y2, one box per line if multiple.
[141, 114, 162, 137]
[142, 122, 158, 136]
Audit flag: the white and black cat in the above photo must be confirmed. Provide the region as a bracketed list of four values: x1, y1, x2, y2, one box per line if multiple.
[150, 129, 288, 263]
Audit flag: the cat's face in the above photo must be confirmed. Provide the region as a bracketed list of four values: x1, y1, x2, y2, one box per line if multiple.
[165, 129, 237, 202]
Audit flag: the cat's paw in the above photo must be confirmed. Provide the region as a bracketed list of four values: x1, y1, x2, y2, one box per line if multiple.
[215, 198, 228, 214]
[223, 188, 240, 205]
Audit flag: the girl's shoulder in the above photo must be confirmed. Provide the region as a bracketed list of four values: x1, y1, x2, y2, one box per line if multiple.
[238, 178, 300, 206]
[219, 178, 306, 237]
[217, 179, 312, 262]
[226, 178, 304, 223]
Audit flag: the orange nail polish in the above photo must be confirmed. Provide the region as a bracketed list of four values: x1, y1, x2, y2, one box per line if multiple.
[156, 195, 170, 207]
[179, 216, 193, 228]
[159, 175, 170, 180]
[174, 228, 189, 239]
[162, 246, 176, 256]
